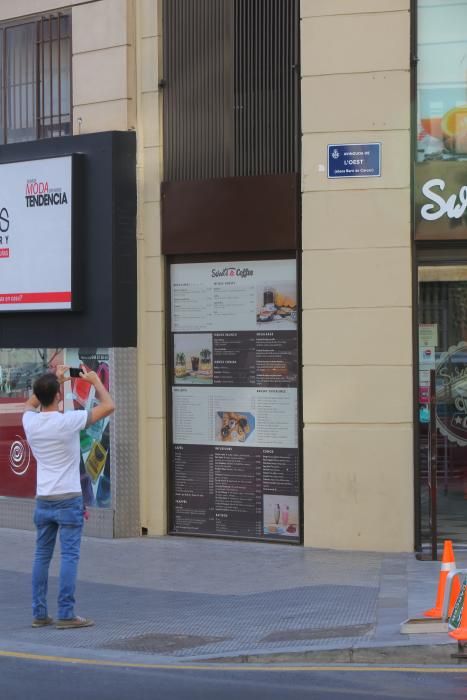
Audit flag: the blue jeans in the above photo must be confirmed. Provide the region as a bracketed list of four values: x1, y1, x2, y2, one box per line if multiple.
[32, 496, 84, 620]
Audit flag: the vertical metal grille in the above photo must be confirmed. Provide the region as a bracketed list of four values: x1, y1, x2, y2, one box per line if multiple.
[4, 21, 37, 144]
[163, 0, 226, 181]
[37, 13, 72, 140]
[233, 0, 299, 176]
[163, 0, 299, 181]
[0, 12, 71, 145]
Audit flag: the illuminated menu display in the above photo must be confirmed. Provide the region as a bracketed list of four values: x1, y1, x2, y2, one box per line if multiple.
[169, 259, 300, 542]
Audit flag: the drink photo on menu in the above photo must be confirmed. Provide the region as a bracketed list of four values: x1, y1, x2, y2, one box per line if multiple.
[174, 333, 213, 385]
[256, 281, 297, 330]
[263, 494, 299, 538]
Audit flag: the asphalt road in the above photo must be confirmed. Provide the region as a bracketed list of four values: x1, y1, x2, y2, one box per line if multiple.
[1, 656, 467, 700]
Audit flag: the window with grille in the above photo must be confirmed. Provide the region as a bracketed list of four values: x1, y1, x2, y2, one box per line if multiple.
[0, 12, 71, 145]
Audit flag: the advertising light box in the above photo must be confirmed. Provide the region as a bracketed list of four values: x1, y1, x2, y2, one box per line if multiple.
[168, 258, 301, 543]
[0, 155, 75, 311]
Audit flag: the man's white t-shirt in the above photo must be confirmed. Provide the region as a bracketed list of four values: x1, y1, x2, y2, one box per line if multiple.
[22, 410, 88, 496]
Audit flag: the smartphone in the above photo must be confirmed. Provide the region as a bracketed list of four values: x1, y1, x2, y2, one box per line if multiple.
[69, 367, 82, 378]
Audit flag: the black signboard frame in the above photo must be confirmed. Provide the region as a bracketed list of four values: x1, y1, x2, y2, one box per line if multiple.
[0, 131, 137, 348]
[165, 251, 303, 545]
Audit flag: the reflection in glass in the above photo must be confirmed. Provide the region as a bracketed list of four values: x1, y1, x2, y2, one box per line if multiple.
[417, 0, 467, 163]
[419, 277, 467, 544]
[0, 348, 62, 398]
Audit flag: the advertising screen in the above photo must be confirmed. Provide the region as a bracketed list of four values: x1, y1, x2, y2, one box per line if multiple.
[169, 258, 301, 543]
[0, 156, 74, 311]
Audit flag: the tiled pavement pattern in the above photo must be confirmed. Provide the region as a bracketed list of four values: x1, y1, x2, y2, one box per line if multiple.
[0, 529, 465, 660]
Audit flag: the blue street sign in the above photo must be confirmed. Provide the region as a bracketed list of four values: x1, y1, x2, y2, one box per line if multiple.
[327, 143, 381, 179]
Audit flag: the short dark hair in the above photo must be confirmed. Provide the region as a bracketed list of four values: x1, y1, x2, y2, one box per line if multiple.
[33, 373, 60, 408]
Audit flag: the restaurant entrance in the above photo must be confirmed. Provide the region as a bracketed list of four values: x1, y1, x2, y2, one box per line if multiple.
[418, 264, 467, 546]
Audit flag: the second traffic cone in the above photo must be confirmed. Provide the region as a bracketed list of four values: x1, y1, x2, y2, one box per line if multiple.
[423, 540, 461, 618]
[449, 582, 467, 641]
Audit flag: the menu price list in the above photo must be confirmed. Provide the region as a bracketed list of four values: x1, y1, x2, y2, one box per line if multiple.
[214, 447, 263, 538]
[255, 332, 298, 387]
[172, 386, 297, 449]
[171, 444, 299, 541]
[172, 282, 213, 332]
[173, 444, 215, 533]
[211, 331, 297, 388]
[213, 332, 256, 386]
[262, 448, 299, 495]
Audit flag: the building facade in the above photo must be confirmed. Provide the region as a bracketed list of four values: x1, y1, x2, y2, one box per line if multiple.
[1, 0, 462, 553]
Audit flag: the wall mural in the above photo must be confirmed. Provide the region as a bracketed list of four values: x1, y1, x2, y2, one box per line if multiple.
[0, 348, 111, 507]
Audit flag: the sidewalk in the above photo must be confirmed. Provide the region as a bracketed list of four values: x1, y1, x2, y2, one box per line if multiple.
[0, 528, 465, 665]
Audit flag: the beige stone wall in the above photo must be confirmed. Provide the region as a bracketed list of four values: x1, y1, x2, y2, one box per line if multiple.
[134, 0, 166, 535]
[73, 0, 136, 134]
[300, 0, 413, 551]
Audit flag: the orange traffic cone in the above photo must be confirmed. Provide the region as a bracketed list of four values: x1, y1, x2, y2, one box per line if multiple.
[423, 540, 461, 618]
[449, 583, 467, 642]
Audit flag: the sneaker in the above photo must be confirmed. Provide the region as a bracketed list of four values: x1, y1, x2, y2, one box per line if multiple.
[56, 616, 94, 630]
[32, 616, 54, 628]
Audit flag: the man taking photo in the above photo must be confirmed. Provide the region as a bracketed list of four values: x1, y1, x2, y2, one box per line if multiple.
[22, 364, 115, 629]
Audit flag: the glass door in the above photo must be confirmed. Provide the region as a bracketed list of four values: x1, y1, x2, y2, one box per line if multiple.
[418, 265, 467, 545]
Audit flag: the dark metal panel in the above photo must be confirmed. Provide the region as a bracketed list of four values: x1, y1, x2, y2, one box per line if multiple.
[0, 131, 136, 348]
[161, 174, 298, 255]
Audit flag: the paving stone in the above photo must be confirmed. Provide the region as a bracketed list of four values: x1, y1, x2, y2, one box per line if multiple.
[0, 528, 457, 660]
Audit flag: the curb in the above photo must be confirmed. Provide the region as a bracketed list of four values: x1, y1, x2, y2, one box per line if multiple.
[202, 643, 467, 666]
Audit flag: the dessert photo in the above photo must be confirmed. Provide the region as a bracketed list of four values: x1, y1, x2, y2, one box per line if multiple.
[215, 411, 255, 443]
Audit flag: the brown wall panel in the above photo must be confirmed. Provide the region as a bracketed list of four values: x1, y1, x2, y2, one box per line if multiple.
[161, 174, 298, 255]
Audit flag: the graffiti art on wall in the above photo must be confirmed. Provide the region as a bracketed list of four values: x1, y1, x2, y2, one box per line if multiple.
[0, 348, 111, 506]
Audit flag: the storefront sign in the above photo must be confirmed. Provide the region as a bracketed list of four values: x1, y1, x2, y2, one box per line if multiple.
[415, 160, 467, 240]
[0, 156, 74, 311]
[327, 143, 381, 178]
[169, 259, 300, 542]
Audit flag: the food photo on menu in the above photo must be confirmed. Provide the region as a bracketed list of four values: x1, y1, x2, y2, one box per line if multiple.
[256, 282, 297, 329]
[263, 494, 299, 537]
[174, 333, 213, 384]
[215, 411, 255, 443]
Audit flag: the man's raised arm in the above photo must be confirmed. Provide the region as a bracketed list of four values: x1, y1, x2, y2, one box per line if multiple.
[79, 369, 115, 426]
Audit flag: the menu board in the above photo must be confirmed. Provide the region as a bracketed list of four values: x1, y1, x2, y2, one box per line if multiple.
[169, 259, 300, 542]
